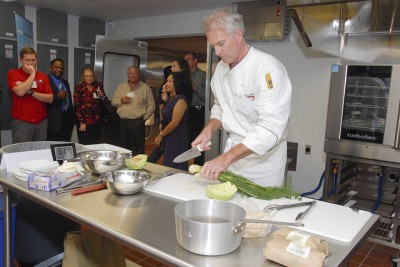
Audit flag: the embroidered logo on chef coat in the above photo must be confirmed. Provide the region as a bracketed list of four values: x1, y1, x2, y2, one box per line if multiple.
[265, 73, 274, 89]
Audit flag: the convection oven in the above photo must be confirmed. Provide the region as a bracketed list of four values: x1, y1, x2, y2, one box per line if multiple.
[324, 64, 400, 246]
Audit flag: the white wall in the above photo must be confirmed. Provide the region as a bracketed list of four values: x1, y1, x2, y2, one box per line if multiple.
[108, 11, 342, 198]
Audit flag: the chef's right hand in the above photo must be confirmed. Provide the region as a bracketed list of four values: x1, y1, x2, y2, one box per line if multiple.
[191, 133, 211, 152]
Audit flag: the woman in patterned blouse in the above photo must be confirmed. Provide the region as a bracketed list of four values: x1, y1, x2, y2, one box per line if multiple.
[73, 67, 108, 145]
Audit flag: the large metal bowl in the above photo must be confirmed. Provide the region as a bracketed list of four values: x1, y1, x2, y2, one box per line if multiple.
[79, 150, 131, 174]
[101, 170, 151, 195]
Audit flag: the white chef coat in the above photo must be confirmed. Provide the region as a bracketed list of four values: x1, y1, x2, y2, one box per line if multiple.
[210, 46, 292, 186]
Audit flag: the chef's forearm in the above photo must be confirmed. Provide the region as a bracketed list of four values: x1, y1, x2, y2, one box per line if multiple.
[219, 143, 253, 167]
[202, 118, 221, 135]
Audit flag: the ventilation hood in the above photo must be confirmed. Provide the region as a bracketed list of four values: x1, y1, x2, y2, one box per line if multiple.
[286, 0, 400, 63]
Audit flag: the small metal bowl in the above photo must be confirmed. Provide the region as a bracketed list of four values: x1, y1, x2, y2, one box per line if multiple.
[101, 170, 151, 195]
[79, 150, 131, 174]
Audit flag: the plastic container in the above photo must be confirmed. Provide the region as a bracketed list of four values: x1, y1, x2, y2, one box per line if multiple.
[0, 193, 16, 267]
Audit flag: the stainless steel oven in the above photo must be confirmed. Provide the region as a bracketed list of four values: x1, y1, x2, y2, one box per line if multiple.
[324, 64, 400, 246]
[325, 64, 400, 163]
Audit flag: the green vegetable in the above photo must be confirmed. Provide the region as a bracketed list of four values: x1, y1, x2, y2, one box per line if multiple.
[206, 181, 238, 201]
[188, 164, 300, 200]
[125, 154, 147, 170]
[189, 164, 202, 174]
[219, 171, 300, 200]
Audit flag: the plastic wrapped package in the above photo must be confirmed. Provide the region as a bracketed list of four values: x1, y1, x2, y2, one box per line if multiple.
[236, 197, 275, 238]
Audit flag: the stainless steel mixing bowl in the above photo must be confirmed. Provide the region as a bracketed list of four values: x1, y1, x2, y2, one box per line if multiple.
[79, 150, 131, 174]
[101, 170, 151, 195]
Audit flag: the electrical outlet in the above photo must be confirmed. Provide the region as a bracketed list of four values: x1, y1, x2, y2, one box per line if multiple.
[305, 145, 311, 155]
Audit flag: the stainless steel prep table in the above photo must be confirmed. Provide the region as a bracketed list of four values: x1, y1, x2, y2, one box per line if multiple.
[1, 163, 379, 267]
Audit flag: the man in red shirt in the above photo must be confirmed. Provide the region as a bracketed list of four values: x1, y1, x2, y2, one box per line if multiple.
[7, 47, 53, 143]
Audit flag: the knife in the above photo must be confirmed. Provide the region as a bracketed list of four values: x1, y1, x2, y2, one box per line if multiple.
[71, 182, 107, 195]
[295, 201, 316, 222]
[173, 141, 211, 163]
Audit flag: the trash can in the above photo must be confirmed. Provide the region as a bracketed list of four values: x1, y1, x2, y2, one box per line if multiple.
[0, 141, 83, 265]
[0, 193, 16, 267]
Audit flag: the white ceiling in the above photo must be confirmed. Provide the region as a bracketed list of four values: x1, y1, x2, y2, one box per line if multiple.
[15, 0, 253, 21]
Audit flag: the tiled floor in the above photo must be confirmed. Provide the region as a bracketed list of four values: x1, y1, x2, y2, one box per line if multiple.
[119, 129, 400, 267]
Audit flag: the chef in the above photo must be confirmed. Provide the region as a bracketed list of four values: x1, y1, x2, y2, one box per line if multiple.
[193, 7, 292, 186]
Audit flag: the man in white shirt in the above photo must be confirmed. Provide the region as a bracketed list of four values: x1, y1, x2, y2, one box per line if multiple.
[193, 7, 292, 186]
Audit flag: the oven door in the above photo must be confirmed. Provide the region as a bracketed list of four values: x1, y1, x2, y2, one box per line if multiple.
[325, 64, 400, 162]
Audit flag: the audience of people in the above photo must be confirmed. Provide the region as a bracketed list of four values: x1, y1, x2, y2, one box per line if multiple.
[5, 47, 207, 170]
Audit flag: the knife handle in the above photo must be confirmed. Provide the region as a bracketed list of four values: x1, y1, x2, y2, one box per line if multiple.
[196, 141, 211, 151]
[71, 182, 107, 195]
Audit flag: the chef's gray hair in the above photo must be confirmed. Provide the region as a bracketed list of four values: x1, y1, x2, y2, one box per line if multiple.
[203, 7, 245, 36]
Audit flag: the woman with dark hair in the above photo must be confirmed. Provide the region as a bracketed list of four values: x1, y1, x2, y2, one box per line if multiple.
[171, 58, 193, 105]
[73, 66, 108, 145]
[154, 72, 191, 170]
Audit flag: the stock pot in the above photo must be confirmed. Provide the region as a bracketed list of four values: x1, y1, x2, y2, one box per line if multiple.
[175, 199, 246, 255]
[175, 199, 304, 255]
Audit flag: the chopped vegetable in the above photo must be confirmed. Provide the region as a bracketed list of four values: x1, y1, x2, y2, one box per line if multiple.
[189, 164, 202, 174]
[125, 154, 147, 170]
[188, 164, 300, 200]
[206, 182, 238, 201]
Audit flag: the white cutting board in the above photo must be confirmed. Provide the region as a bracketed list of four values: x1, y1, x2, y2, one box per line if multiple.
[144, 173, 373, 243]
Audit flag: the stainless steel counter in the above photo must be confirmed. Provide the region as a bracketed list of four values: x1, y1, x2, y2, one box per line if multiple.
[1, 163, 379, 267]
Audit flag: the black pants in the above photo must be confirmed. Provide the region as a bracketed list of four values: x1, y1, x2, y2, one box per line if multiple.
[77, 123, 101, 145]
[119, 118, 145, 156]
[47, 113, 74, 142]
[188, 106, 205, 165]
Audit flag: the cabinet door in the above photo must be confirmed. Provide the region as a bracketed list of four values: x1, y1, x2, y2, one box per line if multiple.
[0, 1, 24, 38]
[37, 9, 68, 44]
[74, 48, 95, 86]
[0, 40, 18, 131]
[79, 17, 105, 48]
[37, 44, 69, 80]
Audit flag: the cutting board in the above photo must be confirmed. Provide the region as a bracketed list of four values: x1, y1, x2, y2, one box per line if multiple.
[144, 173, 373, 243]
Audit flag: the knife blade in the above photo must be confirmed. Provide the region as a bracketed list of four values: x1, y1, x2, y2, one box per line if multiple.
[173, 141, 211, 163]
[295, 201, 316, 222]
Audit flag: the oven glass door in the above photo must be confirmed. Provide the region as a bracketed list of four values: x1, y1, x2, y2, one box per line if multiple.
[340, 66, 392, 144]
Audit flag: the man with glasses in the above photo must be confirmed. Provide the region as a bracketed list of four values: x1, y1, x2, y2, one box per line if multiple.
[7, 47, 53, 143]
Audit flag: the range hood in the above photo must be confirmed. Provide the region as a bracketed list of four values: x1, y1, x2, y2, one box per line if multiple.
[286, 0, 400, 62]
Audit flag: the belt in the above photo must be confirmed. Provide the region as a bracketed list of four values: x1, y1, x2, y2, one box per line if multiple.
[191, 105, 204, 111]
[121, 117, 143, 121]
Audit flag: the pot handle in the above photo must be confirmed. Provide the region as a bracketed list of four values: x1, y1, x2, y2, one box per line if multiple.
[232, 219, 246, 234]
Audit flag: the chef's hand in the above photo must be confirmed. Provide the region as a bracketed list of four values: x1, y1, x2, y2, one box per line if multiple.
[201, 155, 230, 180]
[191, 133, 212, 151]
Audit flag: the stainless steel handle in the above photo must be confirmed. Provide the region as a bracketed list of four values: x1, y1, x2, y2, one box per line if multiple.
[244, 219, 304, 227]
[394, 101, 400, 149]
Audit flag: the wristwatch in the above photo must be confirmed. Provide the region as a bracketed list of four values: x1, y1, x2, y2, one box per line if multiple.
[28, 89, 35, 96]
